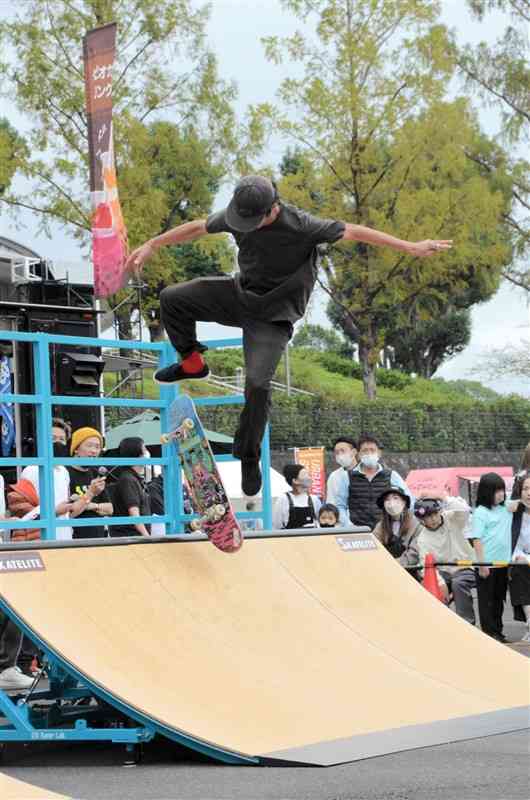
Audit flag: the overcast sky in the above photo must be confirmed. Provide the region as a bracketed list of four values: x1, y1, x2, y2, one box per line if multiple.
[0, 0, 528, 394]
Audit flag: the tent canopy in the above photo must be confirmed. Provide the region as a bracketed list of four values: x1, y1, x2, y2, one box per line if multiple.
[105, 410, 233, 454]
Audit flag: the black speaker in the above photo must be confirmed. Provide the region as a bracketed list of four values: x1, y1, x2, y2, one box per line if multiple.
[15, 307, 104, 455]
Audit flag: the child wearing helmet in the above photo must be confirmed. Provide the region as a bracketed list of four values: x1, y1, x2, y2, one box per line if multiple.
[414, 490, 477, 624]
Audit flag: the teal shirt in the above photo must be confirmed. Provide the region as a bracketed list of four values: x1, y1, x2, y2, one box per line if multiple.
[471, 504, 512, 562]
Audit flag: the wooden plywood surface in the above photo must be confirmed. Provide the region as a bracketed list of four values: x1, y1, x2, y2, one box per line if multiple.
[0, 772, 69, 799]
[0, 536, 528, 759]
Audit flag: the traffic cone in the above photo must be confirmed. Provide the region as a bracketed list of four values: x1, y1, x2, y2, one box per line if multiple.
[423, 552, 444, 602]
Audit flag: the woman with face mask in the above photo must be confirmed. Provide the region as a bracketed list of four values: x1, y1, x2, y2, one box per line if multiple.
[272, 464, 322, 530]
[509, 472, 530, 643]
[373, 488, 422, 578]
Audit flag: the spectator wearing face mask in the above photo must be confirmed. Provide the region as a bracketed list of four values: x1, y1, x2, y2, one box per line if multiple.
[273, 464, 322, 530]
[346, 433, 413, 530]
[373, 487, 422, 577]
[326, 436, 357, 528]
[19, 417, 74, 540]
[110, 437, 151, 537]
[415, 492, 477, 624]
[318, 503, 340, 528]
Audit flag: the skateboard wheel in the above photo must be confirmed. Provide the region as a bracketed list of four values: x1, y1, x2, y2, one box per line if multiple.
[183, 418, 194, 430]
[160, 434, 170, 444]
[214, 504, 226, 517]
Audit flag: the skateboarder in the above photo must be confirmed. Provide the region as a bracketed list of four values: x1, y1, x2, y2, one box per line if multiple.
[126, 175, 452, 496]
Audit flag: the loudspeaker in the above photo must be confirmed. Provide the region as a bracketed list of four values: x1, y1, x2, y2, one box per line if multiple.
[15, 307, 104, 456]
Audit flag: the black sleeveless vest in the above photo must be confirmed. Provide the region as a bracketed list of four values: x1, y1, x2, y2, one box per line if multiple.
[348, 467, 393, 529]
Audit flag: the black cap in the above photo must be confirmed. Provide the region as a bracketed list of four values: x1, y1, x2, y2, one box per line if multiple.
[226, 175, 276, 232]
[413, 498, 442, 520]
[376, 486, 411, 510]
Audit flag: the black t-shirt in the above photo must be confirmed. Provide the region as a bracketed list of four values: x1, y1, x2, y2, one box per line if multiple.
[111, 468, 151, 537]
[67, 465, 111, 540]
[206, 203, 345, 323]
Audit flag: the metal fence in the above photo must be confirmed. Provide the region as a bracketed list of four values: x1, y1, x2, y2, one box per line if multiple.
[0, 331, 273, 538]
[199, 401, 530, 453]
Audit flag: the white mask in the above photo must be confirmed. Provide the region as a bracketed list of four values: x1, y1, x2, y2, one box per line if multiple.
[336, 452, 355, 469]
[361, 454, 379, 469]
[384, 499, 405, 517]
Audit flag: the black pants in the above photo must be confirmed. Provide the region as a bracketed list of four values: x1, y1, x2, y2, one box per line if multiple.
[160, 277, 292, 460]
[0, 614, 23, 671]
[475, 567, 508, 638]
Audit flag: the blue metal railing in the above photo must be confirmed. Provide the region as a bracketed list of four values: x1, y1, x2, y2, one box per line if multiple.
[0, 330, 273, 538]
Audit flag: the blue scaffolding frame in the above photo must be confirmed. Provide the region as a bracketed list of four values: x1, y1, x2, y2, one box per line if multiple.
[0, 330, 273, 537]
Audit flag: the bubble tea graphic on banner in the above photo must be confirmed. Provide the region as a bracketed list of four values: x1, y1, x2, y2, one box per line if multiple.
[91, 138, 128, 296]
[83, 23, 129, 299]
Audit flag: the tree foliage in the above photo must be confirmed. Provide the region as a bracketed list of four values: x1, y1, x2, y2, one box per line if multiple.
[260, 0, 513, 398]
[457, 0, 530, 289]
[291, 322, 355, 358]
[0, 1, 251, 336]
[0, 117, 26, 197]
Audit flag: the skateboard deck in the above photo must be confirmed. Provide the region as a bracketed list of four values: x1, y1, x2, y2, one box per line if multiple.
[162, 394, 243, 553]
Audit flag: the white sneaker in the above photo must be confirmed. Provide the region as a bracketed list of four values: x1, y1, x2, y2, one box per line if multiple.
[518, 628, 530, 644]
[0, 666, 34, 691]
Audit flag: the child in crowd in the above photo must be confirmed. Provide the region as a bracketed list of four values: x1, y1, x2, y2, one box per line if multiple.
[472, 473, 519, 642]
[373, 487, 422, 578]
[318, 503, 340, 528]
[509, 471, 530, 643]
[273, 464, 321, 529]
[414, 492, 476, 623]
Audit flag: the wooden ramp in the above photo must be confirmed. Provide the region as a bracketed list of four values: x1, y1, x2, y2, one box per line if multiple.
[0, 533, 528, 766]
[0, 772, 69, 799]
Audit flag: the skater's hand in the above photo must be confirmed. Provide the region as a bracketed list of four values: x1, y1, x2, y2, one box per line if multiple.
[409, 240, 453, 258]
[478, 566, 490, 579]
[125, 241, 155, 279]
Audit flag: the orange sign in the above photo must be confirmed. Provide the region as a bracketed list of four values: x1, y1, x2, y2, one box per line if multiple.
[294, 447, 326, 498]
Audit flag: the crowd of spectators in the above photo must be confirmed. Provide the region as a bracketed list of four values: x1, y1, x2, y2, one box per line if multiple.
[0, 423, 529, 692]
[273, 431, 530, 646]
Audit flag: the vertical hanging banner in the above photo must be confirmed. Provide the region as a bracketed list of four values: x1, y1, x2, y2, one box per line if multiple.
[83, 23, 128, 298]
[294, 447, 326, 498]
[0, 354, 15, 457]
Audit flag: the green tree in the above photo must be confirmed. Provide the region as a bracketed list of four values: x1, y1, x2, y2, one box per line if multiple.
[291, 323, 355, 358]
[0, 1, 252, 338]
[0, 117, 27, 197]
[457, 0, 529, 288]
[259, 0, 513, 399]
[385, 307, 471, 378]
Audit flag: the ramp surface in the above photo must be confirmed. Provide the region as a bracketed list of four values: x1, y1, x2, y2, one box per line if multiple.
[0, 772, 70, 799]
[0, 534, 528, 765]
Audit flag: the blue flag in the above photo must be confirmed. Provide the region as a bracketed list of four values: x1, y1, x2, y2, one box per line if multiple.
[0, 355, 15, 457]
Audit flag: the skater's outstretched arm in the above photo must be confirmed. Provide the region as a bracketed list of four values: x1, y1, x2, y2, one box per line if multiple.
[341, 224, 452, 258]
[125, 219, 208, 277]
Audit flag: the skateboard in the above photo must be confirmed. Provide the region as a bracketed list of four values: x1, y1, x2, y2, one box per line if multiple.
[161, 394, 243, 553]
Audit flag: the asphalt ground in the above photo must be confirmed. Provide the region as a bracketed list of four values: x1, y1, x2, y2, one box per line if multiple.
[1, 606, 529, 800]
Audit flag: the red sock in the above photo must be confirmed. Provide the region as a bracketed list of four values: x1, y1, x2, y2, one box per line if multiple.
[181, 351, 205, 373]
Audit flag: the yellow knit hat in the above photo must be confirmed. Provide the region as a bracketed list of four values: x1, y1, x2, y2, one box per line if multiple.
[70, 427, 104, 455]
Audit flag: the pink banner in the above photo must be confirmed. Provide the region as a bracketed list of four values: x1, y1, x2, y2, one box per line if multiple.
[83, 23, 128, 298]
[294, 447, 326, 498]
[406, 466, 513, 498]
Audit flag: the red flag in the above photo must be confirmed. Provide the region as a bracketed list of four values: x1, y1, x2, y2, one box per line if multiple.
[83, 23, 128, 298]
